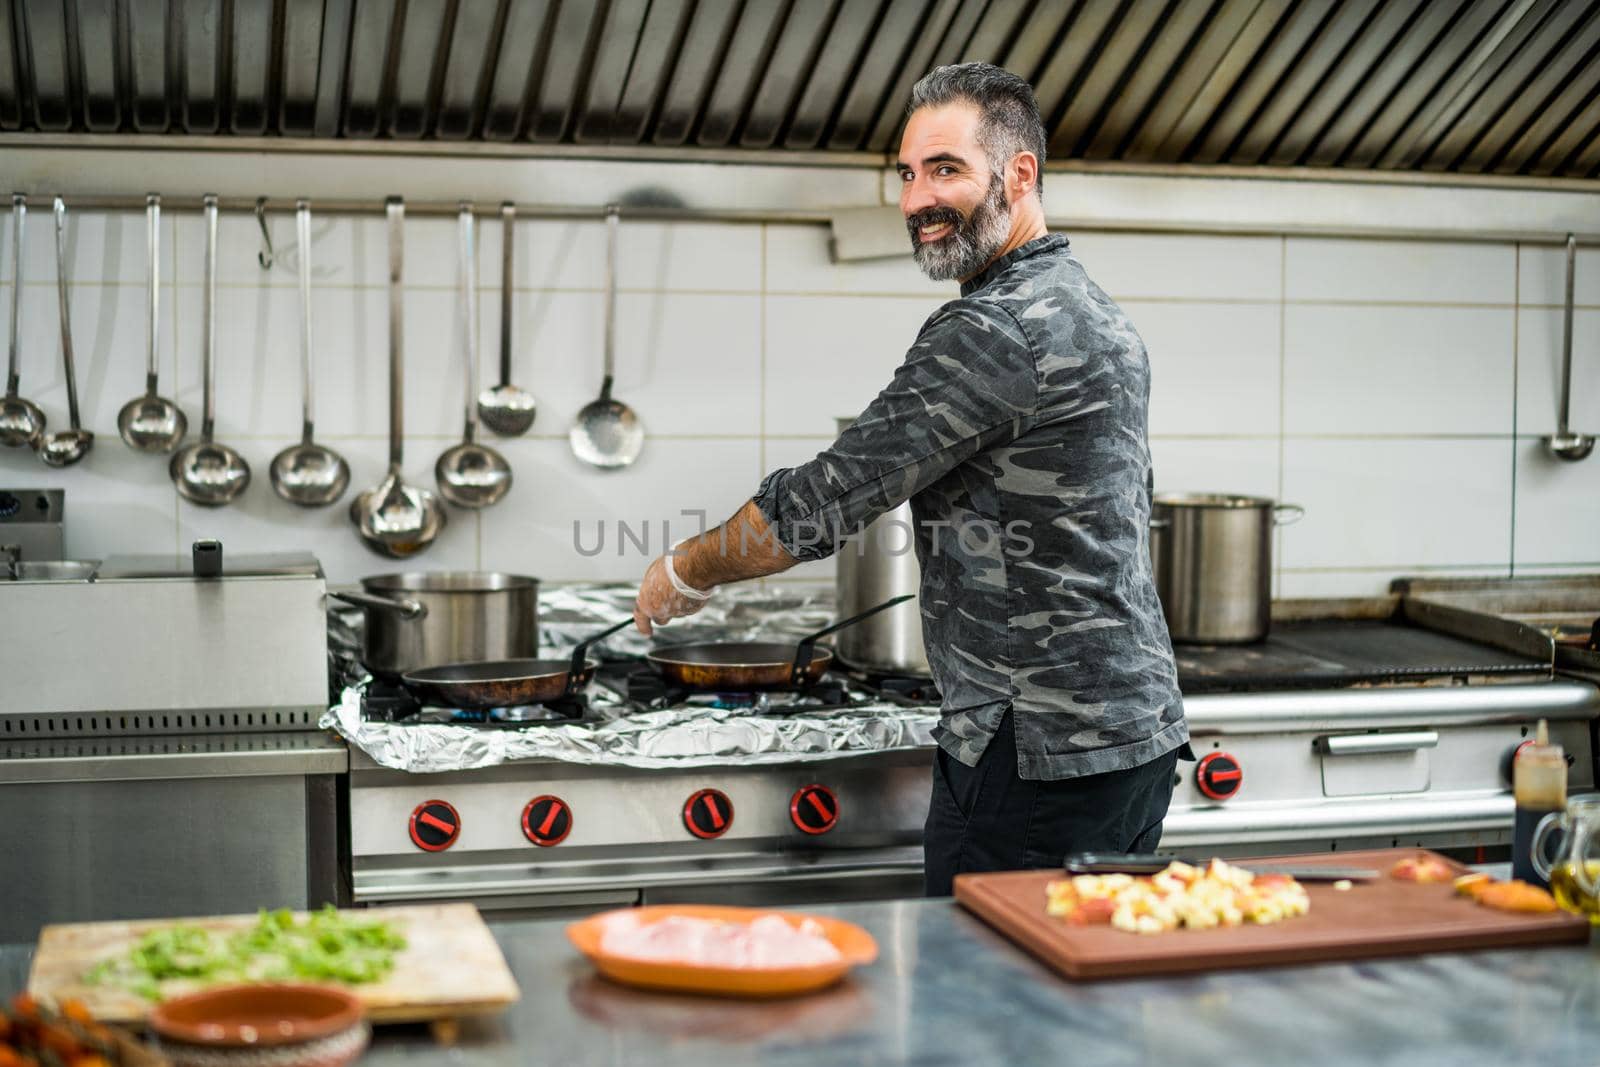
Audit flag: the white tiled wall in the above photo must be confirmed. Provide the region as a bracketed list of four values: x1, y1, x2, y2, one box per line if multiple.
[2, 202, 1595, 596]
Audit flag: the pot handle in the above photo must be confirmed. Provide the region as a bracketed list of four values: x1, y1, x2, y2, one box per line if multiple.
[1273, 504, 1305, 526]
[329, 588, 428, 620]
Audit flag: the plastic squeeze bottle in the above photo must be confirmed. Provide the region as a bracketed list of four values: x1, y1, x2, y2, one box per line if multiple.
[1512, 718, 1567, 889]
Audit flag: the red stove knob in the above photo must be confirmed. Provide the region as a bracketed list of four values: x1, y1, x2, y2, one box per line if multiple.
[1502, 739, 1536, 787]
[684, 788, 734, 839]
[409, 799, 461, 852]
[790, 784, 840, 835]
[1196, 752, 1243, 801]
[522, 795, 573, 847]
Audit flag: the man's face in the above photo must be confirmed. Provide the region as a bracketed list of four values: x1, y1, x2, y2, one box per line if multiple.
[897, 102, 1013, 283]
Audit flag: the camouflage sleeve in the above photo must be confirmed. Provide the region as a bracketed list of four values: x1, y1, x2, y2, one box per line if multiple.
[752, 298, 1037, 562]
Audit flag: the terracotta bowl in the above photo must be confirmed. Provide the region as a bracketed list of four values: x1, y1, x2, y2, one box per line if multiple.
[149, 985, 368, 1067]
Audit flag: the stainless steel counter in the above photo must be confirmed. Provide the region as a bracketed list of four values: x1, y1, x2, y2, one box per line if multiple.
[0, 731, 348, 783]
[4, 898, 1594, 1066]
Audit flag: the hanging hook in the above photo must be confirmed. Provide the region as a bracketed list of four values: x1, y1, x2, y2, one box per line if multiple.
[255, 197, 275, 269]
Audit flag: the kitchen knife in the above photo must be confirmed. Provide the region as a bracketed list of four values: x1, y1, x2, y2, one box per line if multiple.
[1062, 852, 1378, 882]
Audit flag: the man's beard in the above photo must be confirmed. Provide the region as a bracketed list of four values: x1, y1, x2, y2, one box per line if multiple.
[906, 174, 1011, 283]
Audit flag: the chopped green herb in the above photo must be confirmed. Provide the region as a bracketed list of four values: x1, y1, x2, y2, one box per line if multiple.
[83, 905, 407, 1001]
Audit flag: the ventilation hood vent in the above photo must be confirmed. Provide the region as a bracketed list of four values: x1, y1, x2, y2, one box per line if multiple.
[2, 0, 1597, 179]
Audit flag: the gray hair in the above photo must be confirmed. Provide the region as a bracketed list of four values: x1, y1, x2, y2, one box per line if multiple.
[907, 63, 1046, 202]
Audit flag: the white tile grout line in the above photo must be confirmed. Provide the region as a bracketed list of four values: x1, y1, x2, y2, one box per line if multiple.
[1275, 234, 1287, 600]
[1279, 564, 1535, 574]
[1510, 242, 1521, 578]
[758, 223, 768, 594]
[169, 214, 182, 556]
[760, 223, 768, 481]
[20, 277, 1599, 311]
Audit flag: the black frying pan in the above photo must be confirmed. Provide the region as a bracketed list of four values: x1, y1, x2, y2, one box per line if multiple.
[401, 620, 632, 710]
[646, 595, 914, 691]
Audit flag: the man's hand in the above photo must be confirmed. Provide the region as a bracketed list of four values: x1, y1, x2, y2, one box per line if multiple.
[633, 554, 711, 636]
[631, 499, 798, 636]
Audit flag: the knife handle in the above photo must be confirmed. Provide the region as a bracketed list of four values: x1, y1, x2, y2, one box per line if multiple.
[1062, 852, 1195, 874]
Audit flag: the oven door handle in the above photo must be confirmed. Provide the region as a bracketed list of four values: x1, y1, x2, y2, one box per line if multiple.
[1316, 730, 1440, 756]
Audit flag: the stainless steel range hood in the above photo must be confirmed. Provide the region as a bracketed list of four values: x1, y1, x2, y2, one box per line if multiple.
[3, 0, 1598, 179]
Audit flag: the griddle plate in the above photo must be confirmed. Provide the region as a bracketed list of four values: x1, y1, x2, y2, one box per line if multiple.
[1175, 619, 1547, 694]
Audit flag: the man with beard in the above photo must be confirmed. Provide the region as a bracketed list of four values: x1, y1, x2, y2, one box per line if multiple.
[633, 63, 1188, 896]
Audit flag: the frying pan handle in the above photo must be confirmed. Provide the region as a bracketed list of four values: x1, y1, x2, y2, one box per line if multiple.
[791, 594, 915, 687]
[566, 619, 633, 694]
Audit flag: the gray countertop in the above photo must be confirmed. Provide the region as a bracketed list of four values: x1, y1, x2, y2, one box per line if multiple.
[5, 897, 1598, 1067]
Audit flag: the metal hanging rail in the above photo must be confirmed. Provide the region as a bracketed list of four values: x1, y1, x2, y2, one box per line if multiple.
[0, 195, 831, 225]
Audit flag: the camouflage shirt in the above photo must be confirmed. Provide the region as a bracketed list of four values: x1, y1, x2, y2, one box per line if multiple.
[752, 234, 1187, 780]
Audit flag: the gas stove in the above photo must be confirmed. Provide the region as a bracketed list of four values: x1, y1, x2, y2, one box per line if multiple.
[355, 660, 941, 723]
[340, 596, 1600, 915]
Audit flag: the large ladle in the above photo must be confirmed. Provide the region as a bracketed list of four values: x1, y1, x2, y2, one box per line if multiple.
[1, 194, 46, 448]
[34, 197, 93, 468]
[170, 195, 251, 505]
[476, 201, 537, 436]
[569, 205, 644, 469]
[270, 200, 351, 506]
[116, 193, 188, 453]
[1543, 234, 1594, 462]
[350, 197, 446, 558]
[435, 204, 512, 508]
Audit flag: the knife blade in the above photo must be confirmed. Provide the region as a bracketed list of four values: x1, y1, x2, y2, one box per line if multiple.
[1062, 852, 1378, 882]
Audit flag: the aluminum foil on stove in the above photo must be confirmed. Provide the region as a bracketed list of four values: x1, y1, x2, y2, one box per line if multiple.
[321, 689, 938, 772]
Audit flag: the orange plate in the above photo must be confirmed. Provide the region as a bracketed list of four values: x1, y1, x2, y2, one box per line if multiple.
[566, 905, 878, 999]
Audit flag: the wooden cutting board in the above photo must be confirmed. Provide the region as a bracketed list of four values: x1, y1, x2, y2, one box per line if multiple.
[954, 848, 1591, 981]
[26, 903, 520, 1026]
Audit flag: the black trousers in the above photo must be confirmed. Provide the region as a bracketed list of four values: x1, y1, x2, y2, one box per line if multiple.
[923, 709, 1183, 897]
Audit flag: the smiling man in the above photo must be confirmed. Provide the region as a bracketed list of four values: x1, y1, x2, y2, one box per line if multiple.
[634, 63, 1189, 896]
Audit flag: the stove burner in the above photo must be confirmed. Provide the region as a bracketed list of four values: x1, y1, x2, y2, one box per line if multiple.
[617, 666, 853, 712]
[359, 677, 599, 728]
[841, 668, 941, 706]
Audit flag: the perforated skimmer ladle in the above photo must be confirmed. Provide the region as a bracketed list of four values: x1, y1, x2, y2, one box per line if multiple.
[116, 194, 188, 453]
[569, 205, 643, 469]
[1544, 234, 1595, 462]
[2, 194, 46, 449]
[350, 197, 446, 558]
[270, 200, 350, 507]
[476, 202, 536, 436]
[169, 195, 251, 505]
[34, 197, 93, 468]
[435, 203, 511, 508]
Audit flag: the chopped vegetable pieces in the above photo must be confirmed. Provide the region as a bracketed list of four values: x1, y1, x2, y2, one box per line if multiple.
[1046, 858, 1310, 935]
[83, 905, 407, 1001]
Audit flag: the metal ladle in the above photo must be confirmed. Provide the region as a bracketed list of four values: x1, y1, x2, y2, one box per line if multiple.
[35, 197, 93, 468]
[436, 204, 512, 508]
[350, 197, 446, 558]
[117, 194, 188, 453]
[1543, 234, 1594, 462]
[1, 194, 46, 448]
[476, 202, 537, 436]
[170, 195, 251, 505]
[270, 200, 350, 506]
[569, 205, 644, 469]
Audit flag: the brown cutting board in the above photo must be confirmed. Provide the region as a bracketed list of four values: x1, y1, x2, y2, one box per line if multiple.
[26, 903, 520, 1026]
[954, 848, 1591, 981]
